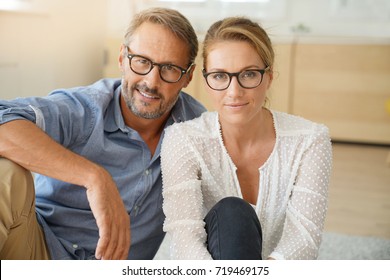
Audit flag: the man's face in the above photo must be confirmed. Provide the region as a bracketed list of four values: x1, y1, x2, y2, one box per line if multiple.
[119, 22, 193, 119]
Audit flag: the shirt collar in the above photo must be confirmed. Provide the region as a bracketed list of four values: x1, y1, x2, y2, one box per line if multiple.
[168, 92, 187, 124]
[104, 85, 127, 133]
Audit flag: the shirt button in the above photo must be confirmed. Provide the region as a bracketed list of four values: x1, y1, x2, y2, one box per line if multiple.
[72, 244, 78, 249]
[145, 169, 150, 175]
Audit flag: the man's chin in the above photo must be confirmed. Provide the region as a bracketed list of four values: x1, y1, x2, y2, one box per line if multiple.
[131, 108, 164, 120]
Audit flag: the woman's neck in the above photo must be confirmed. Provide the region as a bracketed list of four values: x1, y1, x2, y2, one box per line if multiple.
[220, 108, 274, 152]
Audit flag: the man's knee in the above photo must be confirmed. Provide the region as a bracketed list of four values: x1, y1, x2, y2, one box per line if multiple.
[0, 157, 32, 178]
[0, 158, 35, 216]
[0, 157, 34, 186]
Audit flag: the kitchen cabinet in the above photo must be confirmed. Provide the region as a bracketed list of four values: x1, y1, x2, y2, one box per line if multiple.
[292, 42, 390, 145]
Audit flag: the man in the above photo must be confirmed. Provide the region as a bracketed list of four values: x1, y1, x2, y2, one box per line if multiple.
[0, 7, 205, 260]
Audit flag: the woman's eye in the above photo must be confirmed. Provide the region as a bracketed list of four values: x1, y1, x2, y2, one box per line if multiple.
[211, 73, 228, 81]
[242, 71, 257, 79]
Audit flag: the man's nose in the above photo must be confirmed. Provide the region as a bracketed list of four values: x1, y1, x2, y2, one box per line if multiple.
[144, 65, 162, 86]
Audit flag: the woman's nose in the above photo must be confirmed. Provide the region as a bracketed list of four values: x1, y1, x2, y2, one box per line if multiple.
[226, 76, 243, 97]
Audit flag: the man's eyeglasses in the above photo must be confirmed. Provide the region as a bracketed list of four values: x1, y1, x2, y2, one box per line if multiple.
[202, 67, 270, 91]
[126, 47, 193, 83]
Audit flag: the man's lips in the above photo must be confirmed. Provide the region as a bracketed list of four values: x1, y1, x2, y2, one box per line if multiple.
[138, 89, 160, 100]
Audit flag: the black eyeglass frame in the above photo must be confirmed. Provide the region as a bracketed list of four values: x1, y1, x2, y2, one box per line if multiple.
[126, 46, 193, 83]
[202, 67, 270, 91]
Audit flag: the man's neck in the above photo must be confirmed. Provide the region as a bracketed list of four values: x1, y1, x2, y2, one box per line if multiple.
[120, 94, 170, 156]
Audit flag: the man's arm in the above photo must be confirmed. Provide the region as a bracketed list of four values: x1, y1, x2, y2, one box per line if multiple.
[0, 120, 131, 260]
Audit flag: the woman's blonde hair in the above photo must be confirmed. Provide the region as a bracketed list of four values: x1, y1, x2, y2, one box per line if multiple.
[202, 17, 274, 70]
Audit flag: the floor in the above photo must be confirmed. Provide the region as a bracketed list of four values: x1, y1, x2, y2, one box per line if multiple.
[324, 142, 390, 239]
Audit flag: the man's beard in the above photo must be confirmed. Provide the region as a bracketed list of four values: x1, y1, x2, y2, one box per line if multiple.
[122, 80, 180, 119]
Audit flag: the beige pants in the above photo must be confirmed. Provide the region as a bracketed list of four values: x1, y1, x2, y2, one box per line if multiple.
[0, 158, 50, 259]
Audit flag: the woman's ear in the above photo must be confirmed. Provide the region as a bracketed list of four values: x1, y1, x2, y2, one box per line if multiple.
[267, 68, 274, 90]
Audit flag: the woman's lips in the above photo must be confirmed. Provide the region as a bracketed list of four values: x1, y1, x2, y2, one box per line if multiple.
[225, 102, 248, 108]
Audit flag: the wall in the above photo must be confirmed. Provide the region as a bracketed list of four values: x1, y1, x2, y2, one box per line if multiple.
[0, 0, 107, 99]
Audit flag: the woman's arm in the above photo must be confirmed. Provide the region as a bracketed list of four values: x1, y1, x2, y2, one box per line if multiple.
[161, 125, 213, 260]
[269, 125, 332, 260]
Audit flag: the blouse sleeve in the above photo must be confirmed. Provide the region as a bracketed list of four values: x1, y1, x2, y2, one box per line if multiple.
[161, 125, 213, 260]
[269, 125, 332, 260]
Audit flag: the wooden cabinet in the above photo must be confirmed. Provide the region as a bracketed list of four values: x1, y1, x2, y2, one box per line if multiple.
[292, 43, 390, 145]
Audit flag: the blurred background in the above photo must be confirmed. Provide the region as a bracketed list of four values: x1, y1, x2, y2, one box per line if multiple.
[1, 0, 389, 259]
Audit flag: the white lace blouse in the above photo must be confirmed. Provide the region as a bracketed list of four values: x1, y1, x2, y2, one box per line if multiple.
[161, 111, 332, 260]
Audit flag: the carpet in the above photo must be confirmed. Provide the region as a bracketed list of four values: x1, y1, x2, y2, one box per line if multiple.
[154, 232, 390, 260]
[318, 232, 390, 260]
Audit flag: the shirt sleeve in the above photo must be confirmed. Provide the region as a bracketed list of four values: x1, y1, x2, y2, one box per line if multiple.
[0, 91, 95, 147]
[161, 125, 213, 260]
[270, 124, 332, 260]
[0, 99, 40, 126]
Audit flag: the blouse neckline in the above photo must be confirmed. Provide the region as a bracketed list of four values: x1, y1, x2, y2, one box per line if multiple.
[215, 109, 279, 172]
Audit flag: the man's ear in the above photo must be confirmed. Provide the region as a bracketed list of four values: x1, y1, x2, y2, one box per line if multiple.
[118, 44, 126, 73]
[183, 64, 196, 88]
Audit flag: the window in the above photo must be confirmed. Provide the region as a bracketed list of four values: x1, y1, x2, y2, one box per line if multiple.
[0, 0, 45, 13]
[136, 0, 287, 34]
[0, 0, 28, 11]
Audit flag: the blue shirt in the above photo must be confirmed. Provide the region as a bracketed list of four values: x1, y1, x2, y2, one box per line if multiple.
[0, 78, 206, 259]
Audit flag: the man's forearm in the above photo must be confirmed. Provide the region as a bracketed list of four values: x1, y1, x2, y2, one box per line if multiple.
[0, 119, 103, 187]
[0, 119, 131, 259]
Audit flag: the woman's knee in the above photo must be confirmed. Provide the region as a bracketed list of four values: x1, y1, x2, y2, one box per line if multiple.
[209, 197, 257, 221]
[205, 196, 263, 240]
[204, 197, 263, 260]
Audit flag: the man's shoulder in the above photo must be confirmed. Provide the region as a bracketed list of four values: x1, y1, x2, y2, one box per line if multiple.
[49, 78, 121, 108]
[165, 111, 217, 139]
[174, 91, 207, 121]
[54, 78, 120, 97]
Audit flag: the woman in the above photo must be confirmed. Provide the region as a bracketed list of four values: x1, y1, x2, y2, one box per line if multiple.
[161, 17, 332, 260]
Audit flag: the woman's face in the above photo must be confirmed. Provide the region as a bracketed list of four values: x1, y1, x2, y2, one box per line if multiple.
[204, 41, 272, 126]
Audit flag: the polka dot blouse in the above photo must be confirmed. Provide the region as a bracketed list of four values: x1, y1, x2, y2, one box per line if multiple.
[161, 111, 332, 260]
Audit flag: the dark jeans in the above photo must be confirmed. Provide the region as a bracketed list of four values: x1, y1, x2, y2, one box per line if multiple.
[204, 197, 263, 260]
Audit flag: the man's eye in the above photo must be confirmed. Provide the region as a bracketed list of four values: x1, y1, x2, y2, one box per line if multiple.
[164, 65, 174, 71]
[163, 65, 180, 73]
[134, 58, 150, 65]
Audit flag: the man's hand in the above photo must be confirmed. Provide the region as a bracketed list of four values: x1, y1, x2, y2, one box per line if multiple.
[85, 168, 131, 260]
